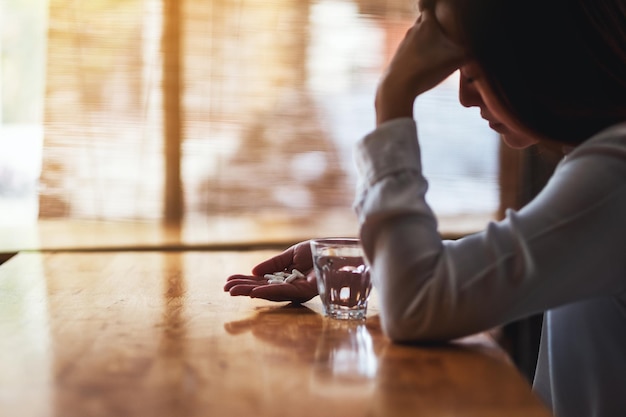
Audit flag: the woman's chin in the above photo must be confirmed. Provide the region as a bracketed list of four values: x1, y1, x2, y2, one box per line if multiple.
[500, 132, 539, 149]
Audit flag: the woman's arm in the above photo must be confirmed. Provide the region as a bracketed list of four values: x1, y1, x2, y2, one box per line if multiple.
[355, 121, 626, 342]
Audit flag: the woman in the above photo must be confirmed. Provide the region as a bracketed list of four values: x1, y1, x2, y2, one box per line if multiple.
[225, 0, 626, 415]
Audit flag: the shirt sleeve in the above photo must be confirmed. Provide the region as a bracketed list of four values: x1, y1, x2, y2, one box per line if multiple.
[353, 118, 626, 342]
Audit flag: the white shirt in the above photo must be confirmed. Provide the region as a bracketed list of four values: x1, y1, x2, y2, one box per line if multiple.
[353, 118, 626, 417]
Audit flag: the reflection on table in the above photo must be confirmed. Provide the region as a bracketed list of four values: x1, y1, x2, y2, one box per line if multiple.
[0, 250, 551, 417]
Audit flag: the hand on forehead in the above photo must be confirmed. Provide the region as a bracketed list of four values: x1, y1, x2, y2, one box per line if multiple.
[417, 0, 462, 42]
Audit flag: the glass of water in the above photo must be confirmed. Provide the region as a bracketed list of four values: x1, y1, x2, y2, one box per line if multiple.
[310, 238, 372, 320]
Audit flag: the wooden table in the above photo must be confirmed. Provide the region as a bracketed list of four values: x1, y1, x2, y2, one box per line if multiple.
[0, 250, 551, 417]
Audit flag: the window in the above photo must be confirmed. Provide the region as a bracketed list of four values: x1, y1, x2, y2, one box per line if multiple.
[0, 0, 47, 225]
[1, 0, 500, 237]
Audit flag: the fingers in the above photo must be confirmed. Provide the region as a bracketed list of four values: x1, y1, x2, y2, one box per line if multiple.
[225, 274, 261, 282]
[291, 241, 314, 270]
[251, 247, 295, 276]
[228, 284, 260, 296]
[250, 284, 300, 301]
[226, 281, 315, 303]
[225, 272, 318, 303]
[224, 274, 265, 292]
[224, 276, 271, 297]
[418, 9, 467, 65]
[250, 283, 316, 304]
[251, 241, 313, 276]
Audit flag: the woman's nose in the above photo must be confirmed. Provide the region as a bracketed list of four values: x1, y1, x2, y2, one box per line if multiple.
[458, 76, 482, 108]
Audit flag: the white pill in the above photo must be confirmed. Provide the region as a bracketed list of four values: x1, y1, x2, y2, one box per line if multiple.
[268, 279, 284, 285]
[291, 269, 305, 279]
[285, 274, 298, 283]
[264, 274, 278, 280]
[267, 274, 286, 282]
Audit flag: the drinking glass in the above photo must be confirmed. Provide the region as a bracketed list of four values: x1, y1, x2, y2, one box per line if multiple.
[310, 238, 371, 320]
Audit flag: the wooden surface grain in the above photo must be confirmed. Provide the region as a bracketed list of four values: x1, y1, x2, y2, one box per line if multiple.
[0, 251, 551, 417]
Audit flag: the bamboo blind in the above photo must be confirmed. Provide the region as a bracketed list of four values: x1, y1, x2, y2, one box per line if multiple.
[39, 0, 499, 227]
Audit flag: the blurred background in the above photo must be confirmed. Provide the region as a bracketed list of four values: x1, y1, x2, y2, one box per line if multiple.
[2, 0, 552, 382]
[0, 0, 499, 231]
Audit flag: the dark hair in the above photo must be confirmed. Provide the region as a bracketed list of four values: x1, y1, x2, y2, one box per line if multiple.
[453, 0, 626, 145]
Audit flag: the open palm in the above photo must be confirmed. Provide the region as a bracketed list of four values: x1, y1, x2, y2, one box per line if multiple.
[224, 241, 319, 304]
